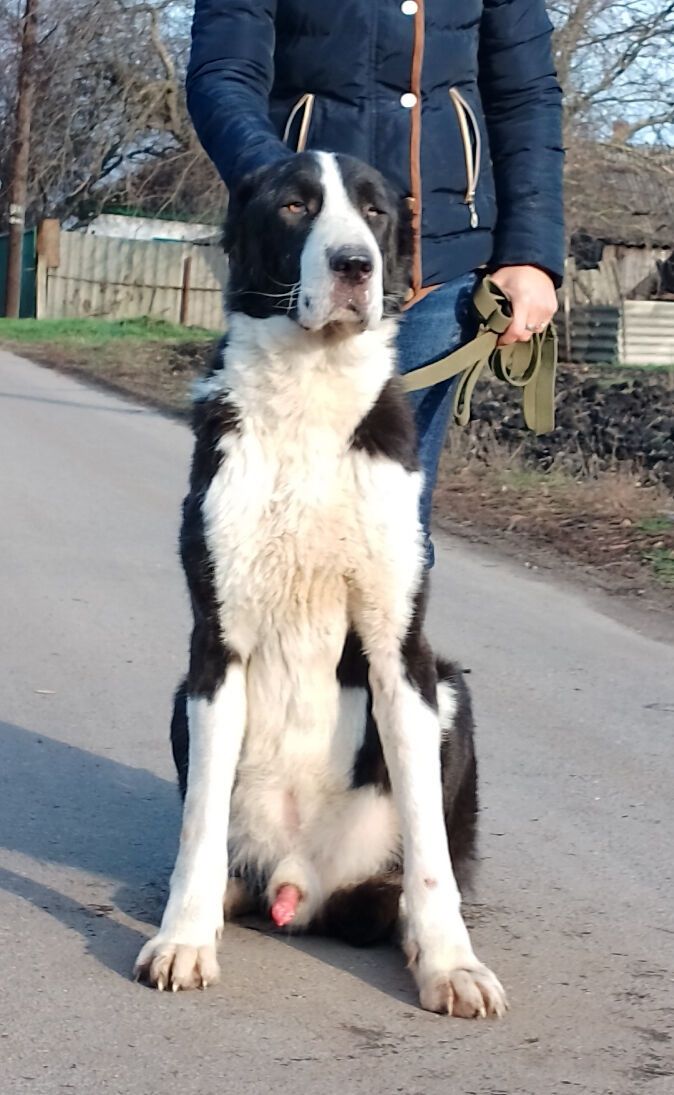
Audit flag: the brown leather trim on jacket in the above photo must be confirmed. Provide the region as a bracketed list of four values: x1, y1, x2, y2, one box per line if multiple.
[402, 283, 440, 310]
[409, 3, 425, 295]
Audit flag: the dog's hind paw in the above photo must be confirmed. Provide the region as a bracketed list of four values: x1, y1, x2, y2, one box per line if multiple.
[418, 964, 508, 1019]
[133, 938, 220, 992]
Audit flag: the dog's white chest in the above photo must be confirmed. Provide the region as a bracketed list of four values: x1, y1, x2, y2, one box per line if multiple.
[203, 420, 361, 652]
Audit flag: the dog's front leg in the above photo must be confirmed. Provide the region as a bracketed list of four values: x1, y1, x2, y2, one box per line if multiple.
[361, 618, 507, 1019]
[134, 652, 246, 991]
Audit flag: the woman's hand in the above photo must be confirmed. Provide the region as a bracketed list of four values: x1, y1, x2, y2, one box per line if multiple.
[489, 266, 558, 346]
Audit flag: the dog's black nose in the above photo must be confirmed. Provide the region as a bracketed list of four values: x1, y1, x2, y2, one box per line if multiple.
[329, 249, 374, 283]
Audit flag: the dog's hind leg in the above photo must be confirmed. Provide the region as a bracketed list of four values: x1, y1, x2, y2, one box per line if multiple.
[134, 645, 247, 992]
[436, 659, 479, 894]
[314, 872, 402, 946]
[223, 876, 258, 920]
[170, 679, 189, 799]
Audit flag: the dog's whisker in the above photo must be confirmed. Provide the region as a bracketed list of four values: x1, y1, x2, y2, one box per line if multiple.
[285, 285, 300, 316]
[269, 277, 302, 290]
[230, 288, 300, 301]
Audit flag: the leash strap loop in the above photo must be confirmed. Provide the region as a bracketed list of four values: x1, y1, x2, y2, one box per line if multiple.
[400, 277, 558, 435]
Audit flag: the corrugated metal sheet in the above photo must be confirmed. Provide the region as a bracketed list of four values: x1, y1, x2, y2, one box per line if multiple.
[557, 306, 620, 364]
[38, 231, 227, 330]
[621, 300, 674, 366]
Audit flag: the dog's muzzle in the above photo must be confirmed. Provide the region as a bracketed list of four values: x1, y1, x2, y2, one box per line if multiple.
[327, 247, 374, 322]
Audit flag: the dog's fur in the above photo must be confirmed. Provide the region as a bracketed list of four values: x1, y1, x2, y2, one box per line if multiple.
[134, 152, 506, 1017]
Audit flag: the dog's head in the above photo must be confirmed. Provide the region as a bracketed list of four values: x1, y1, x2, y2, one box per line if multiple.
[224, 151, 412, 332]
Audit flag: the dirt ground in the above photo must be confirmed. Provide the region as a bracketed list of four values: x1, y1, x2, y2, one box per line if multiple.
[435, 364, 674, 609]
[0, 336, 213, 417]
[2, 329, 673, 610]
[434, 456, 674, 610]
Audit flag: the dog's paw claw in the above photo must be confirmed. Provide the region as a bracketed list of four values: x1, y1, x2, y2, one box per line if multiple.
[419, 964, 508, 1019]
[133, 938, 220, 993]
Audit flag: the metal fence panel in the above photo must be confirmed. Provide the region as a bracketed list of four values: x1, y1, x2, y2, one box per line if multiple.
[622, 300, 674, 366]
[557, 306, 621, 364]
[0, 229, 37, 317]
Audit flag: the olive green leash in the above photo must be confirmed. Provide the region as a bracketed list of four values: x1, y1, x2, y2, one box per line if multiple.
[400, 277, 558, 435]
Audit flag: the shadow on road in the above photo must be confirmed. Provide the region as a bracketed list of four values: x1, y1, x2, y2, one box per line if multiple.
[0, 720, 179, 887]
[0, 719, 184, 977]
[0, 865, 148, 979]
[0, 719, 434, 1006]
[0, 388, 149, 415]
[249, 922, 419, 1008]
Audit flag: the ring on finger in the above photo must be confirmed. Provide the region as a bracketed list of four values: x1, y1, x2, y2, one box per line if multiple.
[525, 322, 545, 332]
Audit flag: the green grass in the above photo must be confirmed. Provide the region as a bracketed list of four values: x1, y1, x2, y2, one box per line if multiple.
[637, 515, 674, 534]
[643, 547, 674, 587]
[500, 466, 568, 490]
[0, 316, 215, 344]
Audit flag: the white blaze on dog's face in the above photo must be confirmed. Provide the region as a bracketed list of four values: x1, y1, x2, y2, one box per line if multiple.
[225, 151, 412, 331]
[298, 152, 382, 331]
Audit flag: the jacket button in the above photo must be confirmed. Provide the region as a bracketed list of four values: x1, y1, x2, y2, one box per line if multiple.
[400, 92, 417, 109]
[401, 0, 418, 12]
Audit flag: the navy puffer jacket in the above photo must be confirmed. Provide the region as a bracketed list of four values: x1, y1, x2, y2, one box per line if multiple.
[187, 0, 564, 297]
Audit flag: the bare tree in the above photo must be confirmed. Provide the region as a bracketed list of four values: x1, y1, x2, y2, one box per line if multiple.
[551, 0, 674, 141]
[4, 0, 38, 316]
[0, 0, 223, 227]
[549, 0, 674, 243]
[2, 0, 674, 235]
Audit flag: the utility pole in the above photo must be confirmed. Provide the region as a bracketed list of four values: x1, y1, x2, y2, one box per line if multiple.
[4, 0, 38, 318]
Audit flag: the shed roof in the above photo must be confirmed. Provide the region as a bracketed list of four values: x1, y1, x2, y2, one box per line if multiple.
[565, 142, 674, 248]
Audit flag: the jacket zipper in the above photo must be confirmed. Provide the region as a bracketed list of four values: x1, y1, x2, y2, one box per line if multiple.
[283, 93, 316, 152]
[408, 2, 425, 296]
[449, 87, 481, 228]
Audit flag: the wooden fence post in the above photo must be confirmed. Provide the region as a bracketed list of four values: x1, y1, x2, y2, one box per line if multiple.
[180, 254, 192, 326]
[35, 218, 59, 318]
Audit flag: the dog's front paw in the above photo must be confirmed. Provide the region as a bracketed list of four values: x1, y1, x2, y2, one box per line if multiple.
[417, 962, 508, 1018]
[133, 937, 220, 992]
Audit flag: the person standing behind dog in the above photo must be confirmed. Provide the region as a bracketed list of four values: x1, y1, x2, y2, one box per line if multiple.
[186, 0, 563, 563]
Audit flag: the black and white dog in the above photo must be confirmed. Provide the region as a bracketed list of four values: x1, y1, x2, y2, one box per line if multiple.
[134, 151, 507, 1019]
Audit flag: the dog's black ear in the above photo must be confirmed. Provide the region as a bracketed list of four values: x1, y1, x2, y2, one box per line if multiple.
[223, 169, 262, 256]
[382, 195, 414, 314]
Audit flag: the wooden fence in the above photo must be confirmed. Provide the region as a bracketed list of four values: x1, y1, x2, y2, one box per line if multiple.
[23, 222, 674, 362]
[35, 221, 227, 330]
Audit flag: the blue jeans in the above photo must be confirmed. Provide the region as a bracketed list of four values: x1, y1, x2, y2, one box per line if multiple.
[397, 273, 478, 567]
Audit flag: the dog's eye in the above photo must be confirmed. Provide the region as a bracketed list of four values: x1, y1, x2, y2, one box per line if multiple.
[283, 201, 307, 215]
[365, 206, 385, 219]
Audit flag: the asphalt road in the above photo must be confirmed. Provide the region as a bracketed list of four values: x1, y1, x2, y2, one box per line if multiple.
[1, 347, 673, 1095]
